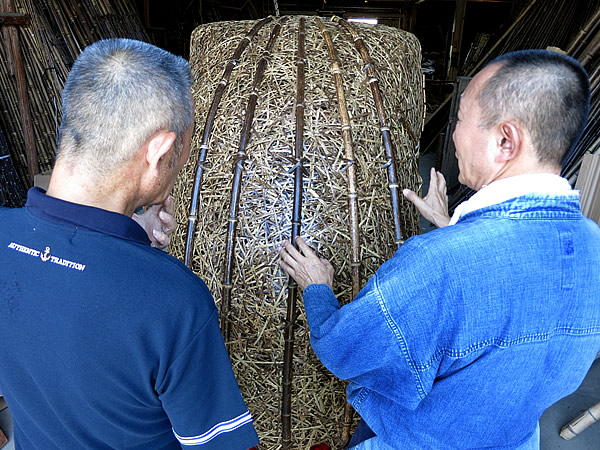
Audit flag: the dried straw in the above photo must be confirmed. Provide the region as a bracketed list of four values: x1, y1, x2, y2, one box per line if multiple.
[171, 16, 423, 449]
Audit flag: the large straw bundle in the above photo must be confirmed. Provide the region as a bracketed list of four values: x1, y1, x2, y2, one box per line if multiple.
[171, 16, 424, 449]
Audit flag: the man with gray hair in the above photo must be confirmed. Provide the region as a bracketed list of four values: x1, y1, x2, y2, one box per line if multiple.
[0, 39, 258, 449]
[280, 49, 600, 448]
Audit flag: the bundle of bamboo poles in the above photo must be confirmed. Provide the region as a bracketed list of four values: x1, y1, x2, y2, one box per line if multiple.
[561, 5, 600, 187]
[0, 0, 148, 193]
[0, 128, 25, 207]
[461, 0, 600, 77]
[440, 0, 600, 211]
[171, 16, 424, 449]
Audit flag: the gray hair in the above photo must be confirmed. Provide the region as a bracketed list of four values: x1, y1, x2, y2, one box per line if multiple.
[57, 38, 193, 174]
[477, 50, 590, 167]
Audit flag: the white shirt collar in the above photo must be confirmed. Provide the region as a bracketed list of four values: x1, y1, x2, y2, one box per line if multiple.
[448, 173, 574, 225]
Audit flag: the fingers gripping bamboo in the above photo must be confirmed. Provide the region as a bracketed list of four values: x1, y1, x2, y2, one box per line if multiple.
[184, 16, 274, 268]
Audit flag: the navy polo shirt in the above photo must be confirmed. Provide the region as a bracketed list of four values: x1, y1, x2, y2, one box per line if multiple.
[0, 188, 258, 449]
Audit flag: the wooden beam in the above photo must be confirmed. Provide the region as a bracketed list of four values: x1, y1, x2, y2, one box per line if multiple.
[0, 12, 30, 26]
[1, 0, 38, 183]
[447, 0, 467, 81]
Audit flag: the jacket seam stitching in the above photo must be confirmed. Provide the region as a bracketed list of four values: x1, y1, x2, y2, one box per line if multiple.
[374, 274, 428, 400]
[415, 327, 600, 371]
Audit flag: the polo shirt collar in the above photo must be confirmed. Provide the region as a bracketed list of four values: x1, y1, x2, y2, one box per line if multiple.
[25, 187, 151, 246]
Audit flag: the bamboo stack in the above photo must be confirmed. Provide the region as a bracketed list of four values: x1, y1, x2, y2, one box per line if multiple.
[171, 16, 424, 449]
[0, 127, 25, 207]
[575, 154, 600, 225]
[462, 0, 600, 77]
[440, 0, 600, 211]
[0, 0, 148, 193]
[561, 5, 600, 190]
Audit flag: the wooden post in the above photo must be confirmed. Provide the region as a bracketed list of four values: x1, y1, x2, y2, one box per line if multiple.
[143, 0, 150, 28]
[1, 0, 38, 184]
[447, 0, 467, 81]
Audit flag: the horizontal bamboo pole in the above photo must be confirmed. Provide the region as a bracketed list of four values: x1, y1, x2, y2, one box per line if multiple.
[560, 401, 600, 440]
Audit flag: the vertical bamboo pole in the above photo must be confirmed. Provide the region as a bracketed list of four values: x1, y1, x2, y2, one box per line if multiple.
[447, 0, 467, 81]
[1, 0, 38, 184]
[184, 17, 273, 267]
[282, 17, 305, 449]
[315, 17, 361, 446]
[333, 16, 417, 248]
[221, 17, 288, 341]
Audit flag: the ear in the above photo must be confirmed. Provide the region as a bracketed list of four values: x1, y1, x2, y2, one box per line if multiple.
[145, 130, 177, 177]
[494, 122, 522, 163]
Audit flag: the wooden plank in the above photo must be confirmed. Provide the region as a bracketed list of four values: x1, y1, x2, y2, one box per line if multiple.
[0, 12, 30, 26]
[448, 0, 468, 81]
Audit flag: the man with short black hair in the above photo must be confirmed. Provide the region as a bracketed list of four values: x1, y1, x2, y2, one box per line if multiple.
[280, 50, 600, 449]
[0, 38, 258, 449]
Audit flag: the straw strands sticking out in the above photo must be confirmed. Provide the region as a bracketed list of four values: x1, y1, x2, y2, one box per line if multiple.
[171, 16, 423, 449]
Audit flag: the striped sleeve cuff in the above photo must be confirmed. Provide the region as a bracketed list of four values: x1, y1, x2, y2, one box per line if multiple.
[173, 411, 254, 446]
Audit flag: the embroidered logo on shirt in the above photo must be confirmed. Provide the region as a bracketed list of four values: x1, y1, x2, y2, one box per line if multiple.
[7, 242, 86, 272]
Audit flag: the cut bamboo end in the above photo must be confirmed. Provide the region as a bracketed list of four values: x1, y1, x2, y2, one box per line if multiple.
[560, 402, 600, 440]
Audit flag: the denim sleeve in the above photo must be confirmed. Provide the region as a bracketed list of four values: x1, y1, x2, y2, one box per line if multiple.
[302, 279, 425, 409]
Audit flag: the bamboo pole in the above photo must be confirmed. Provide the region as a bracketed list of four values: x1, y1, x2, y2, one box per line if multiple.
[0, 0, 150, 191]
[184, 17, 274, 268]
[333, 16, 412, 248]
[577, 27, 600, 66]
[447, 0, 467, 81]
[566, 6, 600, 55]
[315, 17, 362, 446]
[282, 17, 306, 449]
[560, 401, 600, 440]
[466, 0, 539, 76]
[221, 17, 288, 340]
[1, 0, 38, 184]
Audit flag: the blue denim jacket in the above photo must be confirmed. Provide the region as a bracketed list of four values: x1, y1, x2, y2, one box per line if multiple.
[302, 193, 600, 449]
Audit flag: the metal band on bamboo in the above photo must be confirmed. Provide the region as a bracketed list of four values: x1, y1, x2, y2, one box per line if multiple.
[333, 16, 415, 249]
[184, 16, 273, 267]
[221, 17, 289, 341]
[315, 17, 362, 445]
[282, 17, 306, 449]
